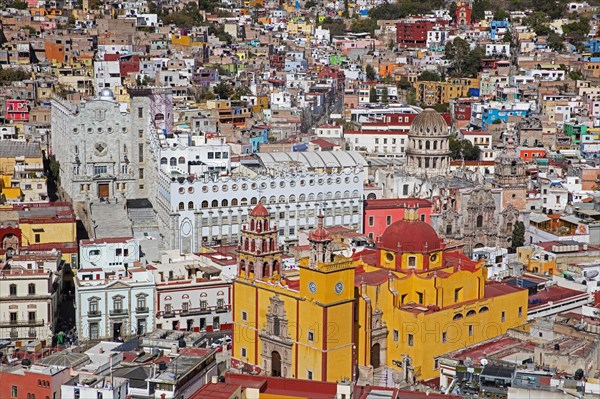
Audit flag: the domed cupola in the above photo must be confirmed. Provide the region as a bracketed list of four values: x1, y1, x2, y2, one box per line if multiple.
[406, 109, 451, 177]
[377, 207, 445, 271]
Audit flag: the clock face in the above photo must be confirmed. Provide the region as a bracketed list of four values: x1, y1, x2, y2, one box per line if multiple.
[308, 281, 317, 294]
[335, 282, 344, 295]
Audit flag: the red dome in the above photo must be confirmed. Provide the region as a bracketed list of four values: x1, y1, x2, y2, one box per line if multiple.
[250, 203, 269, 217]
[379, 219, 442, 253]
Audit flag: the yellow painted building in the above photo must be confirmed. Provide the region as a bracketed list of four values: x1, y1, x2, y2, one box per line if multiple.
[0, 202, 77, 264]
[516, 246, 557, 275]
[233, 206, 528, 382]
[234, 205, 355, 382]
[286, 21, 314, 35]
[414, 78, 480, 106]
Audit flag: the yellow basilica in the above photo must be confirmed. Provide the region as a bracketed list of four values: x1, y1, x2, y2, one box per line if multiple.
[232, 204, 528, 383]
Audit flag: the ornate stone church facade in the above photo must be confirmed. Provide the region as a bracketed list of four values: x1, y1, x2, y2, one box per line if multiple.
[374, 111, 528, 255]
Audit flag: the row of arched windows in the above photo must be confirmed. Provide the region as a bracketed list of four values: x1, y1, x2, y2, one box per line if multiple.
[176, 190, 361, 211]
[161, 157, 186, 166]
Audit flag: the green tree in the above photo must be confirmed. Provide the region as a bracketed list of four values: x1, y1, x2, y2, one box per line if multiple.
[494, 9, 510, 20]
[319, 18, 346, 37]
[449, 134, 462, 159]
[562, 18, 590, 46]
[547, 31, 565, 52]
[8, 0, 28, 9]
[198, 0, 217, 12]
[365, 64, 377, 81]
[350, 17, 378, 34]
[449, 135, 481, 160]
[232, 85, 252, 100]
[445, 37, 483, 77]
[449, 2, 457, 21]
[213, 81, 234, 99]
[418, 71, 442, 81]
[369, 86, 377, 103]
[511, 221, 525, 249]
[471, 0, 491, 22]
[502, 29, 513, 43]
[381, 87, 389, 104]
[0, 68, 30, 84]
[161, 2, 204, 29]
[209, 24, 233, 44]
[569, 71, 584, 80]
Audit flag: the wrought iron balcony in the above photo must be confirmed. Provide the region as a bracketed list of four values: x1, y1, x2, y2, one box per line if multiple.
[87, 310, 101, 317]
[136, 307, 149, 313]
[109, 309, 127, 316]
[0, 319, 45, 328]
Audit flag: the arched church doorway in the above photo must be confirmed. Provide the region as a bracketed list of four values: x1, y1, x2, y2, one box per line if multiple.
[272, 351, 282, 377]
[371, 343, 381, 369]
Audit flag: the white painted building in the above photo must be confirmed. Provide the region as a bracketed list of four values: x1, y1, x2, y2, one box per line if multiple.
[344, 130, 408, 157]
[153, 251, 232, 332]
[75, 265, 156, 342]
[94, 59, 122, 94]
[314, 124, 343, 139]
[155, 151, 366, 253]
[0, 265, 59, 342]
[61, 375, 129, 399]
[540, 180, 569, 213]
[485, 43, 511, 57]
[158, 133, 231, 176]
[0, 125, 17, 140]
[461, 130, 495, 161]
[79, 237, 141, 271]
[525, 69, 566, 81]
[427, 29, 449, 49]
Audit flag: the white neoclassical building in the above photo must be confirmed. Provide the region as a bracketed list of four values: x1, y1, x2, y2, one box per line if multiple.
[75, 264, 155, 342]
[0, 265, 59, 342]
[154, 151, 367, 253]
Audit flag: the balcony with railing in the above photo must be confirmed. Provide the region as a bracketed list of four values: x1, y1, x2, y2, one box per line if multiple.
[157, 304, 231, 318]
[0, 319, 45, 328]
[109, 308, 128, 316]
[87, 310, 102, 318]
[136, 307, 149, 314]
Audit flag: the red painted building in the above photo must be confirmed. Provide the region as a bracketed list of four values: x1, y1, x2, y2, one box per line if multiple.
[360, 113, 419, 132]
[104, 54, 140, 77]
[396, 20, 436, 48]
[363, 198, 433, 242]
[317, 66, 345, 92]
[455, 1, 472, 26]
[0, 364, 71, 399]
[6, 99, 29, 122]
[453, 99, 474, 123]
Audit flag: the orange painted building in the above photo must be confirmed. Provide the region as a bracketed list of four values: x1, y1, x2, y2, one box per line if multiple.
[518, 147, 546, 162]
[44, 41, 66, 63]
[0, 364, 71, 399]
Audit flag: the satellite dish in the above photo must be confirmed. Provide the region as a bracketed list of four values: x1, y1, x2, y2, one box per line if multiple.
[481, 358, 489, 366]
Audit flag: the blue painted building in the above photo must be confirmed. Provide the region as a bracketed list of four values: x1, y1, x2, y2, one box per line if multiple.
[249, 127, 269, 152]
[490, 20, 509, 41]
[482, 107, 528, 127]
[584, 39, 600, 53]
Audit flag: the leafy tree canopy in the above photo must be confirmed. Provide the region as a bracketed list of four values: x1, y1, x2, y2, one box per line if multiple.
[0, 68, 30, 85]
[445, 38, 484, 78]
[161, 2, 204, 29]
[350, 18, 378, 35]
[418, 71, 442, 81]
